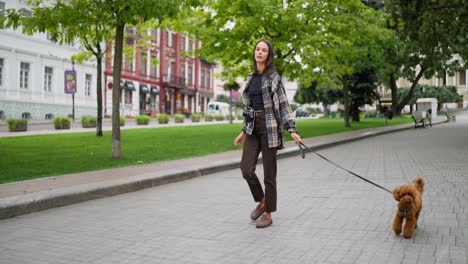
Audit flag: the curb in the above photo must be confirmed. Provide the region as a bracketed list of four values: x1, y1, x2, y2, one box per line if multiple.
[0, 120, 447, 219]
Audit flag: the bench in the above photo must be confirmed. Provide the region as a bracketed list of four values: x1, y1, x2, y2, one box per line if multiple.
[444, 111, 456, 123]
[411, 111, 431, 128]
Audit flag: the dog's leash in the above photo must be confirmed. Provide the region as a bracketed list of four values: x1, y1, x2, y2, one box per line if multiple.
[297, 142, 393, 194]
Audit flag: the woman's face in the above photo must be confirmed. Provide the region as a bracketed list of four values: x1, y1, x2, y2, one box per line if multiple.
[255, 41, 269, 65]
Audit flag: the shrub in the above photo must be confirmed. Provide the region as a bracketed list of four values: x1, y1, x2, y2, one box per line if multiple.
[363, 110, 377, 118]
[7, 118, 28, 132]
[225, 114, 235, 121]
[191, 114, 201, 122]
[158, 113, 170, 124]
[81, 115, 97, 128]
[174, 114, 185, 123]
[237, 114, 243, 120]
[204, 114, 213, 122]
[214, 114, 224, 121]
[53, 117, 71, 129]
[136, 115, 151, 125]
[119, 116, 125, 126]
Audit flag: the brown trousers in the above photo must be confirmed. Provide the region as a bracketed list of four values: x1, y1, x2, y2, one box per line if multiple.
[240, 111, 277, 212]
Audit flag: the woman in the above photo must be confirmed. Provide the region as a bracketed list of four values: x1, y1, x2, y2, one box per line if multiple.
[234, 39, 302, 228]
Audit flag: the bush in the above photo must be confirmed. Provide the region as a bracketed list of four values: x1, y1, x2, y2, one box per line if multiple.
[158, 113, 170, 124]
[53, 117, 71, 129]
[174, 114, 185, 123]
[136, 115, 151, 125]
[119, 116, 125, 126]
[204, 114, 214, 122]
[191, 114, 201, 122]
[363, 110, 378, 118]
[225, 114, 235, 121]
[81, 116, 97, 128]
[237, 114, 243, 120]
[7, 118, 28, 132]
[214, 114, 224, 121]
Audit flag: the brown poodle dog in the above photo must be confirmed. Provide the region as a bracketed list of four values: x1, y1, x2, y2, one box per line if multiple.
[392, 177, 424, 239]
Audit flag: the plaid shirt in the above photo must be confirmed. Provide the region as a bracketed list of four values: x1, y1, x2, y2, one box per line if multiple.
[241, 72, 297, 149]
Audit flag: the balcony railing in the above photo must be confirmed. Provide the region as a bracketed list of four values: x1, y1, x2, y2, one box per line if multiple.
[163, 74, 186, 87]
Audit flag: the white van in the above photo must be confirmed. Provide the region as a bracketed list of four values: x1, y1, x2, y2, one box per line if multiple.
[207, 102, 230, 116]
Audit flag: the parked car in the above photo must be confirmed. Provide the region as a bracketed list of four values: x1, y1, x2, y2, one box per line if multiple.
[295, 108, 310, 118]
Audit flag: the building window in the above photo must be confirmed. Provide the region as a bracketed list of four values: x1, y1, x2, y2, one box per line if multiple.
[44, 66, 53, 92]
[180, 36, 185, 51]
[0, 2, 5, 28]
[20, 62, 30, 89]
[85, 74, 92, 96]
[140, 52, 147, 76]
[125, 90, 132, 104]
[180, 63, 185, 82]
[459, 71, 466, 86]
[124, 55, 133, 72]
[188, 65, 193, 85]
[150, 52, 157, 77]
[152, 30, 157, 44]
[166, 31, 172, 47]
[201, 68, 205, 88]
[206, 71, 211, 89]
[189, 39, 193, 52]
[0, 58, 3, 86]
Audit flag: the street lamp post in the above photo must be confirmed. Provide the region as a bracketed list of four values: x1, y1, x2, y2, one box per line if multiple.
[72, 60, 75, 121]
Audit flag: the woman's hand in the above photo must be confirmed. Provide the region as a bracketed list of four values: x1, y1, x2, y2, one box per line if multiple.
[234, 131, 246, 145]
[291, 132, 302, 144]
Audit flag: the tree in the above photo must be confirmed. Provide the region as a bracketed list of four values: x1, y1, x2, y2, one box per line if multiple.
[384, 0, 468, 115]
[301, 3, 392, 127]
[294, 82, 342, 118]
[188, 0, 391, 127]
[348, 68, 379, 122]
[4, 0, 113, 137]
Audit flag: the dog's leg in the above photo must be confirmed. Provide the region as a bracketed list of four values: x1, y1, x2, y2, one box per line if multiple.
[403, 216, 416, 239]
[415, 208, 421, 229]
[393, 213, 403, 235]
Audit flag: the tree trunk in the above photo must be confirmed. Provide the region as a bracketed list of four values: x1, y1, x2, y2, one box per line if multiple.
[390, 74, 399, 116]
[96, 43, 103, 137]
[323, 103, 329, 118]
[112, 22, 125, 159]
[342, 81, 351, 127]
[396, 67, 426, 115]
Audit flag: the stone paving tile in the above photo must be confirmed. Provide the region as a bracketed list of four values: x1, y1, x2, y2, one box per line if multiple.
[0, 111, 467, 264]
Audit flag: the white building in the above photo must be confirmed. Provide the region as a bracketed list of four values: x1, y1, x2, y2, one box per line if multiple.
[0, 0, 98, 120]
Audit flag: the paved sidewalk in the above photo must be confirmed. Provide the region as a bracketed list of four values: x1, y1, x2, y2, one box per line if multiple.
[0, 112, 467, 264]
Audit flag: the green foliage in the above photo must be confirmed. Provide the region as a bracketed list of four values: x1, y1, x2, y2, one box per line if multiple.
[157, 114, 170, 124]
[214, 114, 225, 121]
[174, 114, 185, 123]
[53, 117, 71, 130]
[398, 85, 463, 107]
[204, 114, 214, 122]
[6, 118, 28, 132]
[384, 0, 468, 113]
[191, 114, 202, 122]
[81, 116, 97, 128]
[216, 94, 231, 104]
[136, 115, 151, 125]
[237, 114, 243, 120]
[119, 116, 126, 126]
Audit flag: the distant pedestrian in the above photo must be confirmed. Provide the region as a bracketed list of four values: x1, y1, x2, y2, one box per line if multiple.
[233, 39, 302, 228]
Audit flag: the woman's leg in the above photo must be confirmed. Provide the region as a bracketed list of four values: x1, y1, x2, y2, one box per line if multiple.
[240, 132, 263, 203]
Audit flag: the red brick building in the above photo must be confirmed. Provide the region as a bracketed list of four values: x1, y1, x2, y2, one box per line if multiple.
[104, 28, 215, 117]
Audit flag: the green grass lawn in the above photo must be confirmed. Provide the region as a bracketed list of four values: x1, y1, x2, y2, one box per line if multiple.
[0, 116, 412, 183]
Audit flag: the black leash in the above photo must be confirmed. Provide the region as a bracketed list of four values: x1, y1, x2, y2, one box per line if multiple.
[297, 142, 393, 194]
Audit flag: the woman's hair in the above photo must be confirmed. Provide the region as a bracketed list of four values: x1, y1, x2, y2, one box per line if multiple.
[253, 39, 274, 76]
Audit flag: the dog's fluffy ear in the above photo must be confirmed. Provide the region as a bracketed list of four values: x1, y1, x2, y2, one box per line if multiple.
[393, 187, 401, 201]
